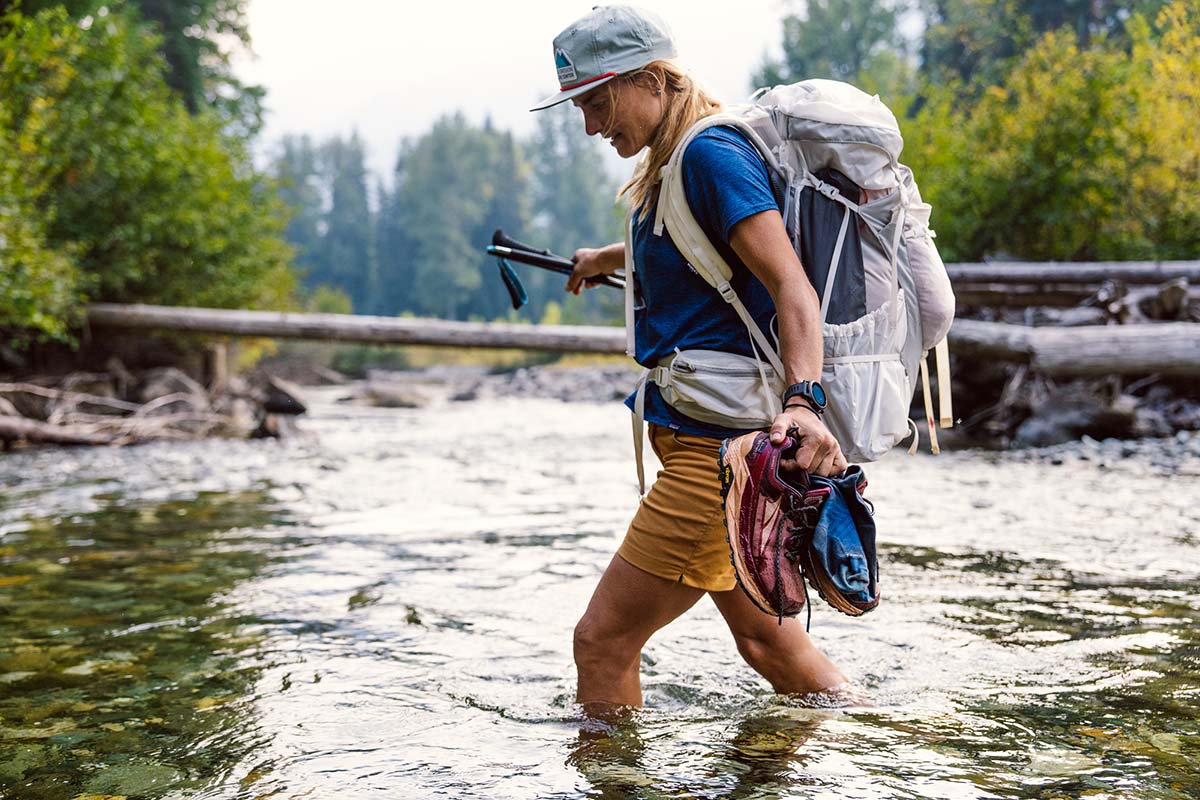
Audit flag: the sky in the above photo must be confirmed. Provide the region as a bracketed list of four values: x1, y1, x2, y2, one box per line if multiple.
[232, 0, 790, 179]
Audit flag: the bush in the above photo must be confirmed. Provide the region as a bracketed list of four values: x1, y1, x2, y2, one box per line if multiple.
[0, 8, 295, 343]
[903, 0, 1200, 262]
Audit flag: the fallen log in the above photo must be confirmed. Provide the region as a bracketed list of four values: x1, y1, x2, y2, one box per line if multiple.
[953, 284, 1096, 308]
[948, 261, 1200, 285]
[952, 281, 1200, 310]
[950, 320, 1200, 377]
[87, 303, 627, 353]
[88, 303, 1200, 378]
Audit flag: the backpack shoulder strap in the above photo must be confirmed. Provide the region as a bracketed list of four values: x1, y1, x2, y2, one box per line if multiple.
[657, 114, 787, 377]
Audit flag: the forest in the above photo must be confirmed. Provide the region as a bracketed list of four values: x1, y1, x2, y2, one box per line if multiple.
[2, 0, 1199, 347]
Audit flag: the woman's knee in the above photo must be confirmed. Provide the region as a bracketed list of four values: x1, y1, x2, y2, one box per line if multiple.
[732, 630, 777, 672]
[573, 615, 639, 670]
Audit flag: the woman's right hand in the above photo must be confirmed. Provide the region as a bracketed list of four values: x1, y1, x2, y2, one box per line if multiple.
[565, 243, 623, 295]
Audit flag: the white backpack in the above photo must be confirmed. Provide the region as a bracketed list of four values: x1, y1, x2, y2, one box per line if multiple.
[627, 79, 955, 493]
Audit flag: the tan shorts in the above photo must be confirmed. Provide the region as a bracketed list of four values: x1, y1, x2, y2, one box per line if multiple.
[618, 423, 737, 593]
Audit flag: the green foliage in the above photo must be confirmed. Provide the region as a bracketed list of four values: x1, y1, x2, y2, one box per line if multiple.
[904, 0, 1200, 261]
[0, 142, 80, 341]
[756, 0, 912, 88]
[0, 7, 294, 341]
[919, 0, 1170, 90]
[526, 103, 623, 324]
[0, 0, 263, 136]
[376, 113, 533, 320]
[315, 134, 377, 311]
[304, 285, 354, 315]
[129, 0, 264, 136]
[273, 135, 324, 283]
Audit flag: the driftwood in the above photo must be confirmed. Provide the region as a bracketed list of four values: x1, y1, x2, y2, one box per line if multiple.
[949, 320, 1200, 376]
[0, 416, 115, 446]
[0, 381, 143, 414]
[0, 365, 302, 449]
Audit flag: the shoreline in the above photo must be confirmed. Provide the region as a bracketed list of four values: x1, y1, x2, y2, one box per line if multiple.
[4, 358, 1198, 464]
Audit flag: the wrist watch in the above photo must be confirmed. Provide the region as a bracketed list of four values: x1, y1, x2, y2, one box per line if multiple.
[782, 380, 827, 414]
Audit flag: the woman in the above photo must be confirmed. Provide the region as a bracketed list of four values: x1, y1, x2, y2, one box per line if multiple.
[530, 5, 849, 710]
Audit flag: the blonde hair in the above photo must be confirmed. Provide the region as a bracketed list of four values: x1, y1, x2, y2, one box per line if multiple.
[606, 60, 723, 213]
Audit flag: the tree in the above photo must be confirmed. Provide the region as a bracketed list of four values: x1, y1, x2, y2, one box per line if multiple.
[131, 0, 265, 136]
[919, 0, 1171, 88]
[0, 0, 263, 136]
[317, 133, 378, 313]
[756, 0, 911, 87]
[380, 114, 534, 320]
[374, 166, 415, 318]
[270, 112, 622, 324]
[903, 0, 1200, 261]
[272, 135, 324, 286]
[528, 103, 623, 323]
[0, 138, 80, 341]
[0, 7, 294, 330]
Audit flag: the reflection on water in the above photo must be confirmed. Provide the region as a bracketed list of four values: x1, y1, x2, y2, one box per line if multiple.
[0, 389, 1197, 799]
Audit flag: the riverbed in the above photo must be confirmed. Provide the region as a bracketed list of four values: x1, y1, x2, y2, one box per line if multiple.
[1, 388, 1197, 799]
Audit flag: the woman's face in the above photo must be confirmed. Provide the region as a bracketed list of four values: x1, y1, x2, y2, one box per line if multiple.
[572, 78, 665, 158]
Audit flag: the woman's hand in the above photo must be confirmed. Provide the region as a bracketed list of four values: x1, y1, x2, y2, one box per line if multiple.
[769, 405, 847, 477]
[566, 243, 623, 295]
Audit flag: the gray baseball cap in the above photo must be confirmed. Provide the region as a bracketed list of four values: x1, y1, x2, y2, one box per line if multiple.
[530, 5, 677, 112]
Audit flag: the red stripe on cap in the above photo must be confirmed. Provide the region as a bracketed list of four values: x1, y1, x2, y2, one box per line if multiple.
[560, 71, 618, 91]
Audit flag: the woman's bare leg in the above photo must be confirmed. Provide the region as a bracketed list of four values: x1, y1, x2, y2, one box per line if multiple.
[574, 555, 704, 710]
[709, 588, 847, 695]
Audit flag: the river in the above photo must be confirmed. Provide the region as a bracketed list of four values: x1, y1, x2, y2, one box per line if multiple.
[1, 387, 1197, 799]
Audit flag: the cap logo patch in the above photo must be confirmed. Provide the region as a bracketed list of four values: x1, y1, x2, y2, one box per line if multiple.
[555, 48, 578, 84]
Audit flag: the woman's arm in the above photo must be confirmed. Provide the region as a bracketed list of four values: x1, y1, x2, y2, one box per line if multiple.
[729, 208, 847, 477]
[565, 242, 624, 295]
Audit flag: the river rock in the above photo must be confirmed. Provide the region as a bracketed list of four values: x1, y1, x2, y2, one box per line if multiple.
[449, 382, 482, 402]
[364, 380, 428, 408]
[1134, 406, 1174, 438]
[0, 344, 26, 371]
[1015, 394, 1137, 447]
[82, 762, 184, 796]
[254, 413, 298, 438]
[263, 376, 307, 415]
[211, 396, 259, 437]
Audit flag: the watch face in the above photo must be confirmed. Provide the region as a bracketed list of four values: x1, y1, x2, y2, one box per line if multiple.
[811, 382, 827, 407]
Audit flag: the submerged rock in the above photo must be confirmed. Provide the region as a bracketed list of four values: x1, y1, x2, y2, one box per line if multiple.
[82, 762, 184, 796]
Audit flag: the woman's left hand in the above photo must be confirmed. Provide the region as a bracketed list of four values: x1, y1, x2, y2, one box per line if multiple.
[769, 406, 847, 477]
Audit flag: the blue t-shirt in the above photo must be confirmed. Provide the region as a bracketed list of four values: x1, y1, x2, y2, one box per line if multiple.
[623, 125, 780, 438]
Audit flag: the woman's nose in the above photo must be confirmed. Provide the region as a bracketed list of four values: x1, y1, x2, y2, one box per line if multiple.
[582, 110, 602, 137]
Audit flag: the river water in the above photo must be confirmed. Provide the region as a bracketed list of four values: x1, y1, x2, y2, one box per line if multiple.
[1, 387, 1197, 799]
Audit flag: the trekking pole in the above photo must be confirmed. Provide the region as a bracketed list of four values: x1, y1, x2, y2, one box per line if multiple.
[486, 229, 624, 310]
